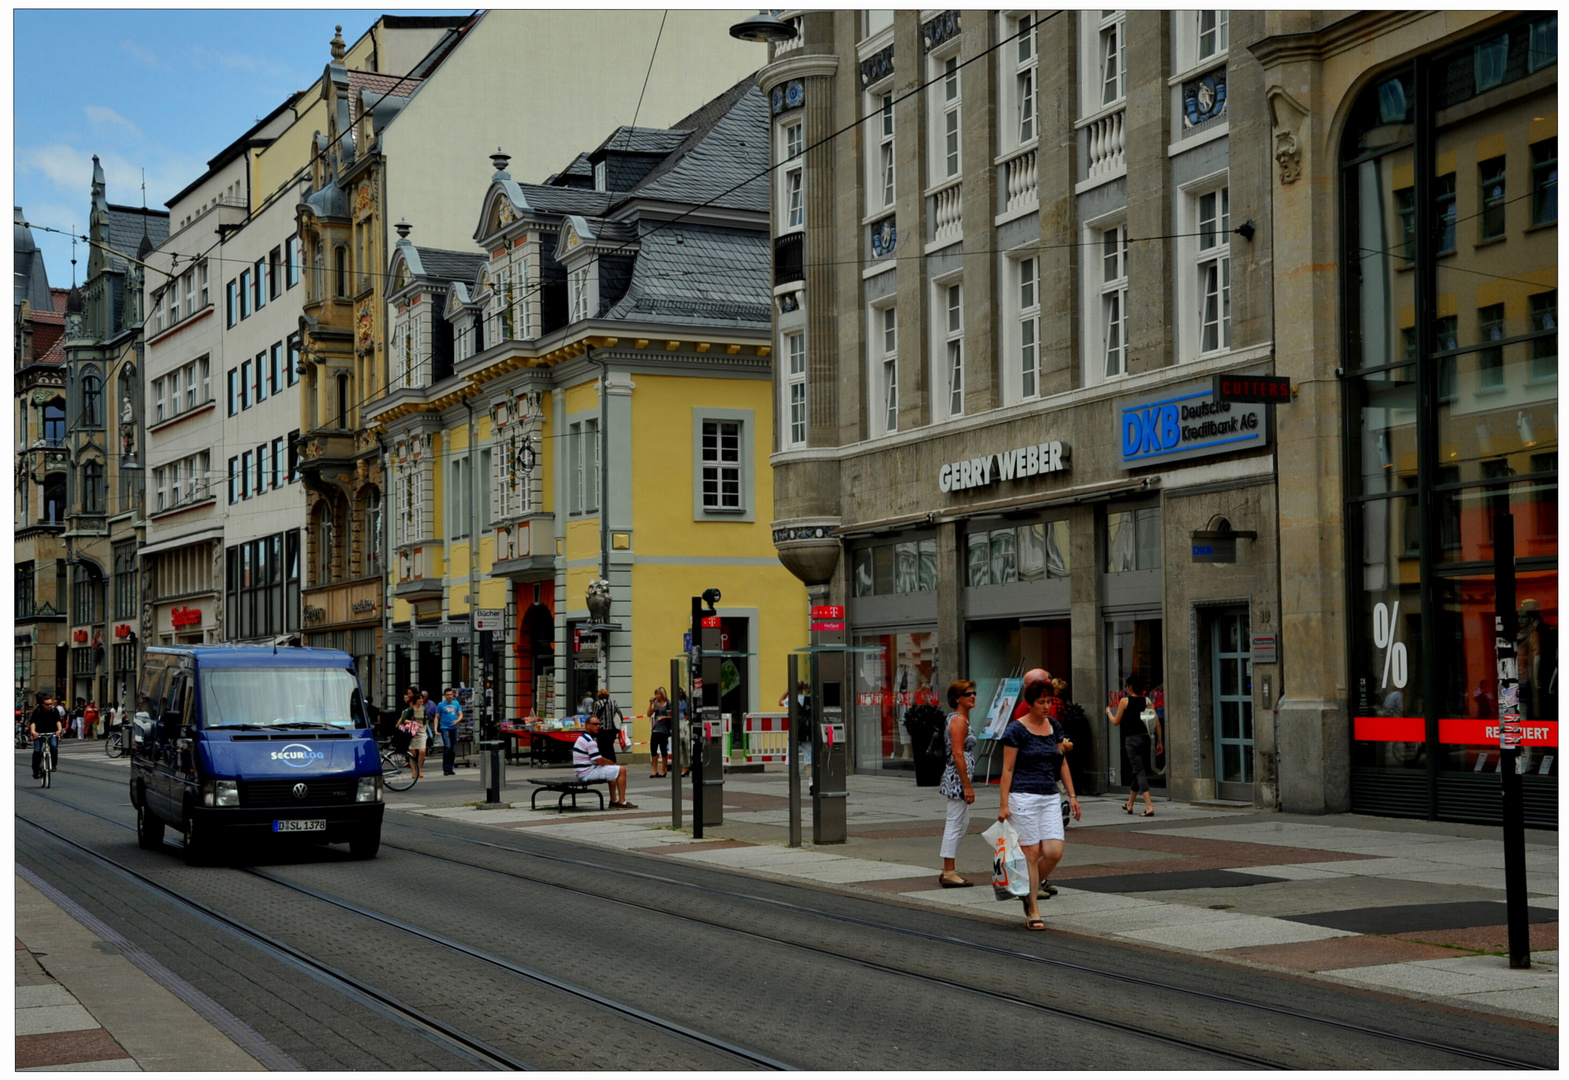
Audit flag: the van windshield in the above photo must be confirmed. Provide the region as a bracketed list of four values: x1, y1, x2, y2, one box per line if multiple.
[200, 668, 362, 730]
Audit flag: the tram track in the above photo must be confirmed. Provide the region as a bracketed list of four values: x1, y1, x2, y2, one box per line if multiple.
[17, 777, 1552, 1070]
[15, 795, 790, 1071]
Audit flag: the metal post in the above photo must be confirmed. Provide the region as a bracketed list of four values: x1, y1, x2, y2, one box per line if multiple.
[466, 399, 480, 736]
[1493, 513, 1530, 969]
[787, 652, 802, 847]
[670, 657, 683, 831]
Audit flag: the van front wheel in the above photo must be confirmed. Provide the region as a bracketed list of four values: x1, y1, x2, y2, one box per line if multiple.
[348, 828, 380, 860]
[181, 817, 208, 865]
[136, 804, 164, 850]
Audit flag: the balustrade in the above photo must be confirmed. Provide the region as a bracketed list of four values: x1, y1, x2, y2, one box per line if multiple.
[1084, 109, 1126, 181]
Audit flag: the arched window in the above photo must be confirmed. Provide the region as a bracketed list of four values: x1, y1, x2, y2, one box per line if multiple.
[81, 371, 103, 427]
[363, 489, 383, 577]
[43, 401, 64, 446]
[82, 460, 104, 514]
[43, 474, 65, 524]
[316, 505, 336, 586]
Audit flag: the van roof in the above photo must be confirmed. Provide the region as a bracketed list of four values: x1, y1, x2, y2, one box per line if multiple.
[145, 645, 355, 669]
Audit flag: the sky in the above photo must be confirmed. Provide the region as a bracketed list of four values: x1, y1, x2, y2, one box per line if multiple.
[13, 9, 468, 290]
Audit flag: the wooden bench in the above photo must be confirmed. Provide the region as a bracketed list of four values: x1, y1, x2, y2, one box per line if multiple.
[527, 777, 608, 813]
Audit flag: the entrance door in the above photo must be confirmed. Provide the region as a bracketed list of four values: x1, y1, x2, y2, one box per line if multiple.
[1212, 610, 1253, 801]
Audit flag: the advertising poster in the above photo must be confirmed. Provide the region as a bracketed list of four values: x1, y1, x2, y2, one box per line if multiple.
[982, 678, 1022, 739]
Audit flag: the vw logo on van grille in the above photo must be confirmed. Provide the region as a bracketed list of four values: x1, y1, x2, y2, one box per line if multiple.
[292, 783, 309, 800]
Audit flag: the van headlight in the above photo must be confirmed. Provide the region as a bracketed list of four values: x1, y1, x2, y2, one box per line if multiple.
[357, 776, 382, 803]
[204, 780, 239, 807]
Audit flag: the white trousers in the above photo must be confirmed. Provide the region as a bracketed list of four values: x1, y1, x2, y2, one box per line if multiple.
[939, 795, 970, 860]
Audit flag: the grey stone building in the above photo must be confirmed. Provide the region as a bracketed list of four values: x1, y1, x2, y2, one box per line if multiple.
[758, 10, 1558, 825]
[760, 10, 1281, 805]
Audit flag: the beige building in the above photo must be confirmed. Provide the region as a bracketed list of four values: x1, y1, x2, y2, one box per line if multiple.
[757, 10, 1556, 824]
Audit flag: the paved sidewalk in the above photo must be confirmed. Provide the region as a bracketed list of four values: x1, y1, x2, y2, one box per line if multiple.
[396, 765, 1559, 1026]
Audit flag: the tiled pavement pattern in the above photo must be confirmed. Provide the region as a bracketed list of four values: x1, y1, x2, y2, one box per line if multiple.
[16, 945, 137, 1072]
[404, 767, 1558, 1025]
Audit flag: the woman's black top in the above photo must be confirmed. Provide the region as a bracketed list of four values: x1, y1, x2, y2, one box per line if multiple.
[1121, 694, 1148, 738]
[650, 703, 672, 734]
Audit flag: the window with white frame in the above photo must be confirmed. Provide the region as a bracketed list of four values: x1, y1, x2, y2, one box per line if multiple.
[862, 92, 893, 214]
[570, 263, 592, 322]
[932, 54, 962, 180]
[1193, 184, 1231, 357]
[1014, 256, 1041, 400]
[871, 304, 898, 436]
[395, 460, 425, 547]
[154, 378, 166, 422]
[781, 118, 806, 229]
[1097, 222, 1129, 378]
[784, 331, 807, 448]
[493, 426, 534, 520]
[939, 282, 964, 419]
[184, 270, 195, 316]
[1197, 10, 1228, 62]
[700, 420, 742, 512]
[199, 261, 209, 307]
[447, 453, 472, 540]
[169, 277, 180, 324]
[584, 419, 599, 513]
[1003, 13, 1038, 148]
[1096, 10, 1126, 109]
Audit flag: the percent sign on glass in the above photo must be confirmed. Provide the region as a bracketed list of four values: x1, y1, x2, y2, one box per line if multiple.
[1372, 601, 1408, 689]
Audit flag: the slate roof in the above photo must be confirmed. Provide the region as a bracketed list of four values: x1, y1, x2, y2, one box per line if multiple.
[104, 204, 169, 274]
[412, 246, 486, 282]
[509, 183, 627, 218]
[616, 76, 768, 212]
[545, 152, 594, 187]
[592, 126, 690, 158]
[602, 225, 769, 329]
[14, 211, 52, 310]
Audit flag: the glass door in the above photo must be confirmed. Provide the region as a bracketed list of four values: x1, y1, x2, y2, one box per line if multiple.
[1212, 610, 1253, 801]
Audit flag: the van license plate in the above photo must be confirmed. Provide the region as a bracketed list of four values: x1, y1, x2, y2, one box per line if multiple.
[274, 819, 326, 832]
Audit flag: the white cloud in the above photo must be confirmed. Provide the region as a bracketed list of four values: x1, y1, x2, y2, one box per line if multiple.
[84, 105, 141, 138]
[121, 39, 163, 69]
[18, 143, 206, 209]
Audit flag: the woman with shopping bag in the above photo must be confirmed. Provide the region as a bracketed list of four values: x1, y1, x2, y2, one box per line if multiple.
[997, 678, 1080, 930]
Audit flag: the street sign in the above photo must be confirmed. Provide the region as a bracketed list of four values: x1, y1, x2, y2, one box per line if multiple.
[810, 620, 845, 632]
[473, 608, 505, 631]
[1213, 373, 1292, 403]
[810, 605, 844, 619]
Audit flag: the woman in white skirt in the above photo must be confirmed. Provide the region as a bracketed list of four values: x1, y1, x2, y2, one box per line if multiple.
[998, 679, 1080, 930]
[401, 686, 429, 779]
[936, 680, 978, 887]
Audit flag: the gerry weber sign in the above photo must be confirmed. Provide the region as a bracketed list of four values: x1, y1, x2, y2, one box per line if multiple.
[1117, 377, 1271, 469]
[939, 440, 1070, 494]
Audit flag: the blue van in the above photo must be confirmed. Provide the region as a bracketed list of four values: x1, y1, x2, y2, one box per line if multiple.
[129, 645, 384, 862]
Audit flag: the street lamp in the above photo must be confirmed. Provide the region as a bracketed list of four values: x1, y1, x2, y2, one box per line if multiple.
[728, 10, 797, 43]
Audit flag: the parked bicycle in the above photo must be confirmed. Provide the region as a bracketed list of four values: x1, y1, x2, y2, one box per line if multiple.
[104, 725, 125, 759]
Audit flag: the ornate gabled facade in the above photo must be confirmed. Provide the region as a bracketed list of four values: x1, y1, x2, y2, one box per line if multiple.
[366, 74, 809, 728]
[57, 157, 167, 708]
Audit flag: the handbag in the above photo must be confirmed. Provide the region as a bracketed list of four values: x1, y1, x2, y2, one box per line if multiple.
[982, 818, 1030, 899]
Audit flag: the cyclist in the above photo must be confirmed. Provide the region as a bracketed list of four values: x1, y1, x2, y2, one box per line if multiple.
[30, 694, 65, 779]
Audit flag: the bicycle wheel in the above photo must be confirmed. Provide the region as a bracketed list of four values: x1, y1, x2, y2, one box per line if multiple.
[105, 731, 123, 758]
[41, 751, 51, 788]
[381, 750, 416, 791]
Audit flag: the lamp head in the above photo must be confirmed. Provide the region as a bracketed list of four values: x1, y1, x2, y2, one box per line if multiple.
[729, 10, 797, 43]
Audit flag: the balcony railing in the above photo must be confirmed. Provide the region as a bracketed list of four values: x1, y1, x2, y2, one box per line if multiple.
[774, 231, 804, 286]
[1083, 108, 1126, 182]
[929, 178, 962, 246]
[998, 144, 1038, 216]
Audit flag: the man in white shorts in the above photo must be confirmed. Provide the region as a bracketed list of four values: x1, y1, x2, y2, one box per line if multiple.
[573, 716, 635, 809]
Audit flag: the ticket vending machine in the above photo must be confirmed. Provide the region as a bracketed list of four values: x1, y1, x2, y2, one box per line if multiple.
[811, 615, 848, 844]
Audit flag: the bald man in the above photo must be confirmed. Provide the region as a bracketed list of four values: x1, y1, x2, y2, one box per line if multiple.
[1010, 669, 1050, 722]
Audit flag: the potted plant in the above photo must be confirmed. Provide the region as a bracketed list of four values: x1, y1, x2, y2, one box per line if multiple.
[903, 703, 948, 786]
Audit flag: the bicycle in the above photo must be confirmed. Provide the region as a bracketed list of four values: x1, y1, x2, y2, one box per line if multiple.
[36, 735, 57, 788]
[104, 725, 124, 759]
[380, 745, 417, 791]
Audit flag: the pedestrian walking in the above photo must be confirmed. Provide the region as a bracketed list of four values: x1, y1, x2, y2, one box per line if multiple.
[83, 700, 99, 740]
[648, 688, 672, 778]
[936, 680, 978, 888]
[1108, 673, 1161, 817]
[401, 686, 428, 778]
[70, 700, 85, 740]
[997, 679, 1081, 930]
[435, 688, 463, 775]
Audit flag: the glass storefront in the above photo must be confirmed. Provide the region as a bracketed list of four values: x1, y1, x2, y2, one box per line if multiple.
[1104, 618, 1165, 790]
[1342, 15, 1557, 824]
[851, 630, 936, 773]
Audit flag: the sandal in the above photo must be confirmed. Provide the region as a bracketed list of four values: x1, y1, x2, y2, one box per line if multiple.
[1141, 810, 1155, 817]
[1024, 918, 1047, 931]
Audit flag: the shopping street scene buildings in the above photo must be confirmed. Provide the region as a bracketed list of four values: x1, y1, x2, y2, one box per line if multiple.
[15, 7, 1560, 820]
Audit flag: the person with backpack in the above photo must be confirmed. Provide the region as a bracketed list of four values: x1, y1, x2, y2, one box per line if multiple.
[1108, 673, 1162, 817]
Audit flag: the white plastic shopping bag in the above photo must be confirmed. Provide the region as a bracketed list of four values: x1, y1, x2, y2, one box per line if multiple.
[982, 817, 1030, 900]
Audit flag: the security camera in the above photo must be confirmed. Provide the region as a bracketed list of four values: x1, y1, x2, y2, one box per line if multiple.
[702, 588, 722, 607]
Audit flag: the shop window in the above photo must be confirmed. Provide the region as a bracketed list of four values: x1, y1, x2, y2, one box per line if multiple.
[1106, 507, 1161, 572]
[966, 520, 1067, 585]
[853, 539, 936, 596]
[851, 630, 938, 774]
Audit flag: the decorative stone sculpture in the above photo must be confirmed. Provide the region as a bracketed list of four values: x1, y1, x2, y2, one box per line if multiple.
[585, 577, 612, 626]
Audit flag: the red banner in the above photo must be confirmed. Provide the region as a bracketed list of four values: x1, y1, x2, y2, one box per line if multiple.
[1355, 716, 1558, 747]
[810, 605, 844, 619]
[810, 620, 845, 632]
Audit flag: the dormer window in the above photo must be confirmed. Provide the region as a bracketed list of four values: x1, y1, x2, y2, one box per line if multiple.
[594, 159, 607, 191]
[571, 261, 596, 322]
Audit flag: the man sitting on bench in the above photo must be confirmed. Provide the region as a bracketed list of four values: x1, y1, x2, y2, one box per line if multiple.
[573, 716, 636, 809]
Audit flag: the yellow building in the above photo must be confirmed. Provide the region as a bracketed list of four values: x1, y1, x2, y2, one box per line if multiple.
[365, 77, 808, 726]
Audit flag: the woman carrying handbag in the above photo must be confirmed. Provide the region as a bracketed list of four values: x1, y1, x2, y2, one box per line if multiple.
[1107, 673, 1161, 816]
[935, 680, 979, 888]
